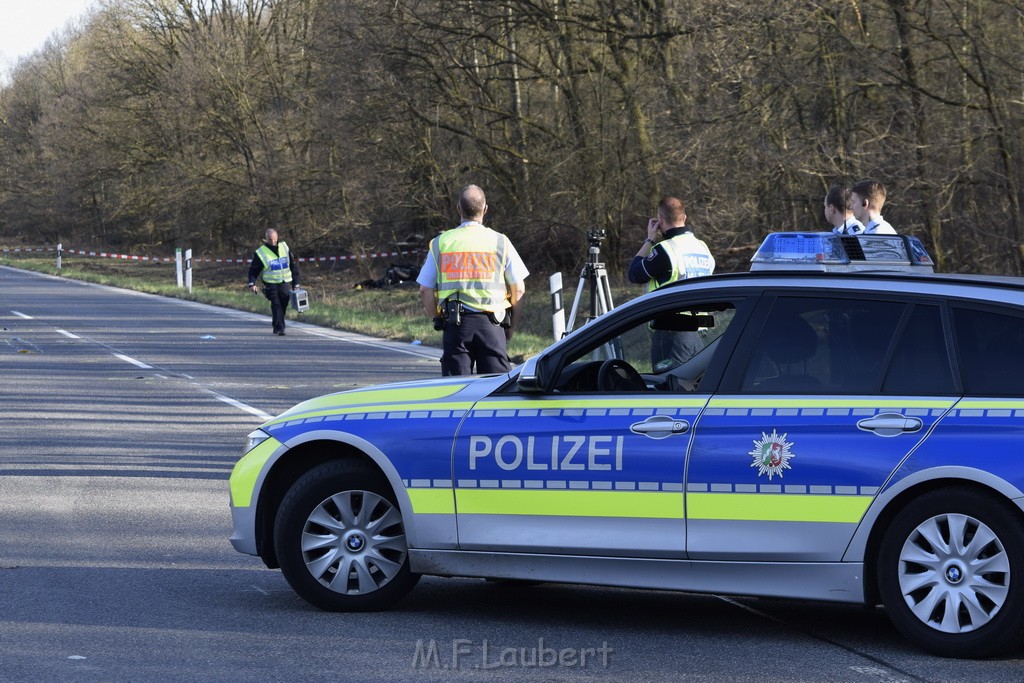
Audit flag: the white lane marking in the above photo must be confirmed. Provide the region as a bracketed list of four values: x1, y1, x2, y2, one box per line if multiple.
[300, 327, 439, 359]
[3, 271, 272, 422]
[112, 353, 153, 369]
[107, 347, 269, 421]
[56, 329, 81, 339]
[213, 394, 273, 421]
[850, 666, 910, 683]
[5, 265, 442, 361]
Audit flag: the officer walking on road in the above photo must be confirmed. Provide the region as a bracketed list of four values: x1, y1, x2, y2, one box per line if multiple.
[247, 228, 301, 336]
[417, 184, 529, 376]
[627, 196, 715, 370]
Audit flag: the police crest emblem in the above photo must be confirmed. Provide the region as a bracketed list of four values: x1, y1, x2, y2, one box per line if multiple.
[749, 429, 795, 480]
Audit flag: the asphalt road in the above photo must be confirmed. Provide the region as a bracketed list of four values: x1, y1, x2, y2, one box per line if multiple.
[2, 265, 1023, 682]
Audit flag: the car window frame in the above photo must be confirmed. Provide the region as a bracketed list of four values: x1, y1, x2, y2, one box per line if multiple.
[880, 301, 959, 395]
[948, 300, 1024, 397]
[495, 287, 762, 395]
[718, 288, 962, 395]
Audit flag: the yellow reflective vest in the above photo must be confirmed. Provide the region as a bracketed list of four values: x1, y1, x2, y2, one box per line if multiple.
[429, 223, 510, 312]
[646, 232, 715, 293]
[256, 242, 292, 284]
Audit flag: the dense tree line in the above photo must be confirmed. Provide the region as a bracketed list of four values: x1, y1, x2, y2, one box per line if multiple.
[1, 0, 1022, 275]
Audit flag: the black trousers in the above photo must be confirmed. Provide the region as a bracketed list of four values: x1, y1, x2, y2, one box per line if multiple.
[441, 313, 510, 376]
[263, 282, 292, 334]
[650, 329, 703, 371]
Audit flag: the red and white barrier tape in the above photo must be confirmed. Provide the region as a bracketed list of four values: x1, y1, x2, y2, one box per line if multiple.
[1, 246, 57, 254]
[62, 249, 176, 262]
[3, 246, 420, 264]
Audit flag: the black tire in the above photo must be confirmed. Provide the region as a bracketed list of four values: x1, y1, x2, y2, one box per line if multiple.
[274, 461, 420, 611]
[877, 487, 1024, 658]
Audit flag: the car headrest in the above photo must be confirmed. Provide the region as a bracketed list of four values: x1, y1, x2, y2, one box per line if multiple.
[766, 314, 818, 365]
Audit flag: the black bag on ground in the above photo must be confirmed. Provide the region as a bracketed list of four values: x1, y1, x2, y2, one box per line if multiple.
[385, 263, 419, 287]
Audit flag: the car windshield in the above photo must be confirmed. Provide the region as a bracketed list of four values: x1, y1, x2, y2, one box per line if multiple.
[550, 302, 737, 393]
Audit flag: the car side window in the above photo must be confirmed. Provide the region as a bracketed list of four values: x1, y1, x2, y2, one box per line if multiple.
[952, 306, 1024, 396]
[741, 297, 905, 394]
[552, 301, 738, 393]
[882, 305, 956, 395]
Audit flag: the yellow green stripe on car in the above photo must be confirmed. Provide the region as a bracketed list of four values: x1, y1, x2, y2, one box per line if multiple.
[454, 489, 684, 518]
[688, 492, 873, 523]
[230, 436, 283, 507]
[955, 399, 1024, 410]
[267, 384, 470, 423]
[264, 401, 477, 426]
[708, 398, 955, 410]
[474, 398, 708, 411]
[435, 488, 873, 523]
[408, 488, 457, 514]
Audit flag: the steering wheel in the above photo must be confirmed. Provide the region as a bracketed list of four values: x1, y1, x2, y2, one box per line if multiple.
[597, 359, 647, 392]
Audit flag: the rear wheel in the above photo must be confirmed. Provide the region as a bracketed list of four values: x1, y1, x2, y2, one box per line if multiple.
[878, 487, 1024, 657]
[274, 461, 419, 611]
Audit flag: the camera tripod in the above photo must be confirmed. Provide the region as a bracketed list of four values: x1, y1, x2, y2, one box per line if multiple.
[565, 229, 615, 334]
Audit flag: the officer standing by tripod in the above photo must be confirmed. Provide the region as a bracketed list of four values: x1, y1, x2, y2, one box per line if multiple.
[417, 185, 529, 376]
[627, 196, 715, 368]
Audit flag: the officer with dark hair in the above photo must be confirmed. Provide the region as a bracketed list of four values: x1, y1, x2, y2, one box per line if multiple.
[247, 228, 301, 336]
[417, 185, 529, 376]
[824, 185, 866, 235]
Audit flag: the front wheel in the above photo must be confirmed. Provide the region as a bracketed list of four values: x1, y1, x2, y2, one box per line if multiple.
[274, 461, 419, 611]
[877, 487, 1024, 657]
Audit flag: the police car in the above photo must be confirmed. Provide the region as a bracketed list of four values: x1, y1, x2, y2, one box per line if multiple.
[229, 233, 1024, 658]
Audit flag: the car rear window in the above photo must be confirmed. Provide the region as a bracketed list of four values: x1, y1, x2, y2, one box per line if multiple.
[742, 297, 905, 394]
[882, 305, 956, 395]
[953, 306, 1024, 396]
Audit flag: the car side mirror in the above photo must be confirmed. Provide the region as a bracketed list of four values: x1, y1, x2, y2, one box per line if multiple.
[516, 355, 546, 393]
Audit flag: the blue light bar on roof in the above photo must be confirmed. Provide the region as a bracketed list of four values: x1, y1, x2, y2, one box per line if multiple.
[750, 232, 935, 273]
[751, 233, 849, 265]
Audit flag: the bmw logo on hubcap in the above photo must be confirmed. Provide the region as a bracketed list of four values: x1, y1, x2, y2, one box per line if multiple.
[946, 564, 964, 584]
[346, 534, 365, 552]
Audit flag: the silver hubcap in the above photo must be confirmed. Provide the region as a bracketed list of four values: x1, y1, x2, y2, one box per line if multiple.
[300, 490, 408, 594]
[898, 513, 1010, 633]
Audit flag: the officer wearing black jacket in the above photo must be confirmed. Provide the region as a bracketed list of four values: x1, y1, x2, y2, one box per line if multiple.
[247, 229, 301, 336]
[627, 197, 715, 369]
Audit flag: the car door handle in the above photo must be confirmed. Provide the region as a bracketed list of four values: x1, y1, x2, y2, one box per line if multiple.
[857, 413, 924, 437]
[630, 415, 690, 439]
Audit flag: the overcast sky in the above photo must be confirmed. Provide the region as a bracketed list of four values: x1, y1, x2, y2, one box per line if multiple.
[0, 0, 97, 76]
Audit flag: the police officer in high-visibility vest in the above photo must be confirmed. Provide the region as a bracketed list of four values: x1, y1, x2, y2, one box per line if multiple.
[247, 228, 301, 336]
[417, 185, 529, 376]
[627, 196, 715, 370]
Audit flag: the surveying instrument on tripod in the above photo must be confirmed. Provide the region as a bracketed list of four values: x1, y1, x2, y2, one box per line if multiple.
[565, 228, 615, 334]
